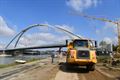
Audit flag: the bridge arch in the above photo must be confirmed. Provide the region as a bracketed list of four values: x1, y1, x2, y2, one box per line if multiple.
[5, 24, 81, 49]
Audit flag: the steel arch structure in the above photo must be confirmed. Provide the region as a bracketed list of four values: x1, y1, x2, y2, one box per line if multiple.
[5, 24, 47, 49]
[5, 24, 82, 49]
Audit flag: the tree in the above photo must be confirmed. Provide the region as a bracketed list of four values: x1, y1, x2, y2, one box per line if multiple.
[112, 44, 118, 51]
[117, 47, 120, 53]
[99, 41, 107, 48]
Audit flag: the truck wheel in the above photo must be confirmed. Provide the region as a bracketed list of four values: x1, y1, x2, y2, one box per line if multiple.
[90, 64, 95, 71]
[86, 64, 95, 71]
[86, 65, 90, 71]
[65, 63, 71, 70]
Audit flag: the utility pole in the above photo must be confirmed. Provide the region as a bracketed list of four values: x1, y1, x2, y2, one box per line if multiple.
[73, 12, 120, 53]
[117, 22, 120, 53]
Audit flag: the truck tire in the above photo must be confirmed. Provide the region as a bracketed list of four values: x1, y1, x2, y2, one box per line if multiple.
[65, 63, 71, 70]
[86, 64, 95, 71]
[90, 64, 95, 71]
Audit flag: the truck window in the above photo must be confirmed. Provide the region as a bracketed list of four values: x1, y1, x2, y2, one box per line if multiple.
[73, 40, 88, 48]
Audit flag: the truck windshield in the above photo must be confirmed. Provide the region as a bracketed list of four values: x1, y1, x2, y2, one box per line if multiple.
[73, 40, 88, 48]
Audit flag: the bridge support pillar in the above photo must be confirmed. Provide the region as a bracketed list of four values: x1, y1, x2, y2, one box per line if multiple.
[58, 47, 63, 59]
[58, 47, 62, 55]
[2, 50, 5, 54]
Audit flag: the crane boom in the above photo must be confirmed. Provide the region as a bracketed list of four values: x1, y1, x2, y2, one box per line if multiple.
[73, 12, 120, 53]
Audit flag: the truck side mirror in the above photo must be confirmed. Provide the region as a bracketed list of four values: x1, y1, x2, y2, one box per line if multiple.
[95, 41, 97, 47]
[68, 42, 73, 49]
[66, 40, 68, 46]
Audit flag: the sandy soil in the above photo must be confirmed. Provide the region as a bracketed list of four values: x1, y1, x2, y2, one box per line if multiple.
[56, 63, 113, 80]
[5, 58, 59, 80]
[2, 57, 119, 80]
[55, 70, 79, 80]
[101, 68, 120, 80]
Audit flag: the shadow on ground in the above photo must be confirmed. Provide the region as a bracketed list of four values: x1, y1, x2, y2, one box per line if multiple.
[59, 62, 89, 73]
[116, 77, 120, 80]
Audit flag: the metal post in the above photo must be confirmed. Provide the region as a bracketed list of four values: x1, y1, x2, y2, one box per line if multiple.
[117, 23, 120, 53]
[2, 50, 5, 54]
[59, 47, 62, 55]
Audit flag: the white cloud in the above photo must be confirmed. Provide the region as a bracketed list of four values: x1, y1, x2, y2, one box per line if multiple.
[101, 22, 118, 44]
[55, 24, 74, 32]
[94, 21, 118, 45]
[17, 32, 70, 47]
[66, 0, 100, 12]
[104, 22, 117, 34]
[103, 37, 112, 44]
[4, 23, 82, 48]
[0, 45, 3, 49]
[0, 43, 5, 49]
[0, 16, 15, 36]
[114, 36, 118, 44]
[16, 24, 84, 48]
[55, 24, 83, 39]
[103, 37, 118, 45]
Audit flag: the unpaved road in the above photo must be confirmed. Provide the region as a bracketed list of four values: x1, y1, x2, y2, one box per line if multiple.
[0, 58, 59, 80]
[55, 70, 79, 80]
[55, 63, 114, 80]
[0, 57, 119, 80]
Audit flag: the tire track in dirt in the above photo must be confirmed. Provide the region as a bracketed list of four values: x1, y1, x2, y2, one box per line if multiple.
[56, 62, 114, 80]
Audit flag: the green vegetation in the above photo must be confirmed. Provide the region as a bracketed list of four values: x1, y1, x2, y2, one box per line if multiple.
[97, 55, 120, 68]
[112, 44, 118, 51]
[0, 63, 18, 68]
[112, 44, 120, 53]
[117, 47, 120, 53]
[27, 58, 41, 62]
[113, 53, 120, 58]
[97, 55, 110, 63]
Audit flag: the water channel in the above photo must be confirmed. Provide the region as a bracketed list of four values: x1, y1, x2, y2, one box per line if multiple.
[0, 54, 49, 65]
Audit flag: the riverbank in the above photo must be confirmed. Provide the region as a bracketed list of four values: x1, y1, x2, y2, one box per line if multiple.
[1, 57, 120, 80]
[0, 54, 11, 57]
[0, 54, 49, 65]
[0, 57, 59, 80]
[0, 58, 43, 68]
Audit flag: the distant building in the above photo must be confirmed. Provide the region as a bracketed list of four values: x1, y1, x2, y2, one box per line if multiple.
[97, 43, 113, 56]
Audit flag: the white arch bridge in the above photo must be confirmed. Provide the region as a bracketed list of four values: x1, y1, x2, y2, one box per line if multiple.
[0, 24, 81, 56]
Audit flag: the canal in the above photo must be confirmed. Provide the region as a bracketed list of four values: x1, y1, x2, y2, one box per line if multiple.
[0, 54, 49, 65]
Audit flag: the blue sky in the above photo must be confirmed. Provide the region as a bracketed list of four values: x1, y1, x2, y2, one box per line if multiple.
[0, 0, 120, 48]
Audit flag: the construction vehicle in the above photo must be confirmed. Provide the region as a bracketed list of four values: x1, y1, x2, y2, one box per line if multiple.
[66, 39, 97, 71]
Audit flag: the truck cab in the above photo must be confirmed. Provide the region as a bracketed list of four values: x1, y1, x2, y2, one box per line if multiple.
[66, 39, 97, 71]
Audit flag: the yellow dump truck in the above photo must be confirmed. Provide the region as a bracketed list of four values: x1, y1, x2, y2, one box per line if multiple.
[66, 39, 97, 71]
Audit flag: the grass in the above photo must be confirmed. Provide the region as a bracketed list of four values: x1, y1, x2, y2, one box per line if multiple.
[27, 58, 41, 62]
[0, 63, 18, 68]
[97, 55, 110, 63]
[97, 55, 120, 68]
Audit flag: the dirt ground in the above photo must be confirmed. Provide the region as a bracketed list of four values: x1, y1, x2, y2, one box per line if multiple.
[7, 59, 59, 80]
[56, 63, 114, 80]
[100, 68, 120, 80]
[2, 57, 120, 80]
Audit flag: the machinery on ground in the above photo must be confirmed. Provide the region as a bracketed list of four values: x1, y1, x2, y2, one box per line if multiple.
[4, 23, 98, 71]
[66, 39, 97, 71]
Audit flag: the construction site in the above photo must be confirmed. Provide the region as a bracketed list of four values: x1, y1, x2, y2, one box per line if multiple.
[0, 0, 120, 80]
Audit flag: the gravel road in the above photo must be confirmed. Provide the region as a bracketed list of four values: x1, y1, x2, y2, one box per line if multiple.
[0, 57, 119, 80]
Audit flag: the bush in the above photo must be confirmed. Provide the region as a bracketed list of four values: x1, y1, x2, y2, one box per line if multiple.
[0, 63, 17, 68]
[97, 56, 110, 63]
[113, 53, 120, 58]
[117, 47, 120, 53]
